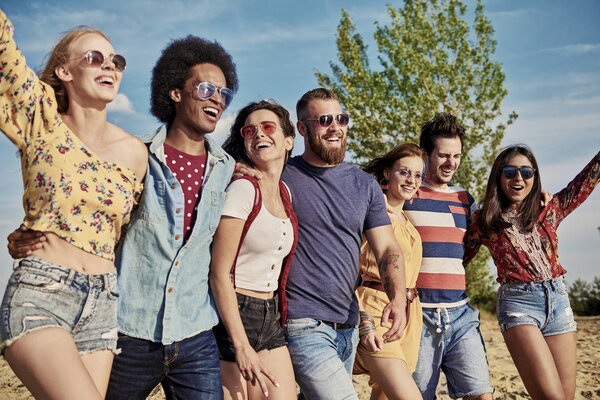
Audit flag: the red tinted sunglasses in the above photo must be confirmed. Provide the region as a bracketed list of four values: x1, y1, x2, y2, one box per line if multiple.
[240, 121, 278, 139]
[76, 50, 127, 72]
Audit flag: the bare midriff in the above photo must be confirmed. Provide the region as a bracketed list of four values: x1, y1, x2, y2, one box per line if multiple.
[235, 287, 274, 300]
[30, 232, 115, 274]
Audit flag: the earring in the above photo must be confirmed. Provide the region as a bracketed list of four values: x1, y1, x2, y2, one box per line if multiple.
[379, 177, 388, 190]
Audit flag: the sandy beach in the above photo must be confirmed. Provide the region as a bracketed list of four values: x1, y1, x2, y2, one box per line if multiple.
[1, 315, 599, 399]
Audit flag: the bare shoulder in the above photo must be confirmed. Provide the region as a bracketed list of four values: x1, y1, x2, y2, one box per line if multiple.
[107, 123, 148, 179]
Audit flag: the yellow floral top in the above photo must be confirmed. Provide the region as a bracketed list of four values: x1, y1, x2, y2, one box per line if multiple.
[0, 11, 142, 261]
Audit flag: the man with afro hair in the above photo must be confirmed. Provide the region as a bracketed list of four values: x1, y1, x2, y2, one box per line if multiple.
[107, 36, 238, 399]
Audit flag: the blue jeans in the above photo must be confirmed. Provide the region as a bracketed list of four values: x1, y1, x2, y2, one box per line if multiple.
[285, 318, 358, 400]
[106, 330, 223, 400]
[497, 276, 577, 335]
[412, 302, 493, 400]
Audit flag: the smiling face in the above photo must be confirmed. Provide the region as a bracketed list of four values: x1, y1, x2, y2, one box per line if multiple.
[298, 99, 347, 167]
[58, 33, 122, 106]
[384, 155, 424, 204]
[171, 63, 227, 136]
[500, 153, 536, 209]
[424, 136, 462, 190]
[244, 109, 293, 170]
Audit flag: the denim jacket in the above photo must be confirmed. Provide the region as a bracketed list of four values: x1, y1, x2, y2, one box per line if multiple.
[115, 125, 234, 344]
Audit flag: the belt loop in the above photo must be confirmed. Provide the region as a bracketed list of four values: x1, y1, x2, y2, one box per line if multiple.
[102, 274, 110, 291]
[65, 269, 76, 286]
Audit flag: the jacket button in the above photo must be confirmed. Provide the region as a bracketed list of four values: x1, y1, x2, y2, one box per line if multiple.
[168, 288, 173, 293]
[176, 208, 181, 214]
[171, 184, 176, 189]
[175, 235, 180, 240]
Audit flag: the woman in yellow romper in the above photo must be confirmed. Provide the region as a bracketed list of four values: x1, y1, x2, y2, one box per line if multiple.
[354, 143, 424, 400]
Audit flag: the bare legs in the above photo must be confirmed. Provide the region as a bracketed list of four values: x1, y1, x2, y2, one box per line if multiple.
[503, 325, 576, 400]
[355, 355, 421, 400]
[4, 327, 112, 399]
[221, 346, 296, 400]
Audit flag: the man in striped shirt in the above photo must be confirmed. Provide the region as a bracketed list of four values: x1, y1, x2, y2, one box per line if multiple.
[404, 113, 493, 400]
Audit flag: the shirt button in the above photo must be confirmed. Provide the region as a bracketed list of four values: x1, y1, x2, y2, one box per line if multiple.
[282, 221, 285, 224]
[271, 264, 275, 270]
[176, 208, 181, 214]
[267, 283, 271, 287]
[278, 246, 282, 250]
[171, 184, 177, 189]
[283, 232, 286, 236]
[168, 288, 173, 293]
[175, 235, 180, 240]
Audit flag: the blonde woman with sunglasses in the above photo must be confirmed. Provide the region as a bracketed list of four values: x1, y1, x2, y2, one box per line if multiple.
[464, 145, 600, 399]
[0, 10, 147, 399]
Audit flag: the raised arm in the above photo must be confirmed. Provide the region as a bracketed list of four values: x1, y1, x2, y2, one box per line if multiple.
[0, 10, 45, 150]
[551, 151, 600, 224]
[363, 224, 407, 343]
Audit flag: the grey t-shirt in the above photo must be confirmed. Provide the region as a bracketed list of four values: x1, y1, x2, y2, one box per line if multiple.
[282, 156, 390, 324]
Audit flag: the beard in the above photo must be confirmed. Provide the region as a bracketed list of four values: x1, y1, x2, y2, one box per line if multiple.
[306, 125, 347, 165]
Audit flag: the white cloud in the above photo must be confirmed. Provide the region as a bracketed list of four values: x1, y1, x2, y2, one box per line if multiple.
[541, 43, 600, 56]
[107, 94, 135, 114]
[211, 113, 236, 145]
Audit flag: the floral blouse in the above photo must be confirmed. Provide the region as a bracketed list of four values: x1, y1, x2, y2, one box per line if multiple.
[464, 151, 600, 283]
[0, 11, 142, 261]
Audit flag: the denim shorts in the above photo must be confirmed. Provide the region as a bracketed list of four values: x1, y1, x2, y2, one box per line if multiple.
[413, 302, 493, 400]
[213, 292, 287, 361]
[497, 276, 577, 336]
[0, 257, 119, 354]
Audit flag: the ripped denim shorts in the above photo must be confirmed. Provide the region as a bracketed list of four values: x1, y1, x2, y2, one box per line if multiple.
[0, 257, 119, 354]
[496, 276, 576, 336]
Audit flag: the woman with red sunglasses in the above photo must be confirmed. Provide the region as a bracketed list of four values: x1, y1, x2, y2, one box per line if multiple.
[464, 145, 599, 399]
[209, 100, 298, 399]
[0, 10, 147, 399]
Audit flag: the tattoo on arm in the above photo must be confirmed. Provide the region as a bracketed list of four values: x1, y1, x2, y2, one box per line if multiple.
[378, 253, 402, 296]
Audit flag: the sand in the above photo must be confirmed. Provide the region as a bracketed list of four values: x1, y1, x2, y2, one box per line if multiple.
[1, 315, 599, 399]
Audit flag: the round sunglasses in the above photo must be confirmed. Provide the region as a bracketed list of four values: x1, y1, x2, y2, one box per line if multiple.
[193, 82, 234, 108]
[304, 113, 350, 128]
[391, 166, 423, 182]
[502, 166, 535, 180]
[76, 50, 127, 72]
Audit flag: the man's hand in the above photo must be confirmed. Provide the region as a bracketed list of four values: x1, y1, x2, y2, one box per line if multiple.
[233, 162, 263, 179]
[7, 224, 46, 259]
[380, 296, 407, 343]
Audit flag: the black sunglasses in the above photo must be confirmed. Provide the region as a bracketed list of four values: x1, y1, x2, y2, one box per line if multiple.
[304, 113, 350, 128]
[502, 166, 535, 180]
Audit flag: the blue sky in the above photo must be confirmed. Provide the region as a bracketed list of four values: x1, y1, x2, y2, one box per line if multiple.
[0, 0, 598, 296]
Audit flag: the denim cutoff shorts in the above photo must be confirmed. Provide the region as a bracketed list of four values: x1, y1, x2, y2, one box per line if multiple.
[0, 257, 119, 354]
[213, 292, 287, 361]
[496, 276, 577, 336]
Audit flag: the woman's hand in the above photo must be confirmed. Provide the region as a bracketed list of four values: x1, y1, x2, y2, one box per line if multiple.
[7, 224, 46, 258]
[359, 330, 384, 352]
[235, 344, 279, 397]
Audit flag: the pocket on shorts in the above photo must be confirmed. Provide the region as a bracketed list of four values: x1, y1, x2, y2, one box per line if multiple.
[14, 269, 65, 294]
[554, 278, 568, 295]
[499, 283, 530, 298]
[105, 276, 119, 300]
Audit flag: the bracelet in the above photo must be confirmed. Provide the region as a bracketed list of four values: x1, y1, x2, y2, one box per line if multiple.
[358, 324, 376, 337]
[359, 311, 375, 324]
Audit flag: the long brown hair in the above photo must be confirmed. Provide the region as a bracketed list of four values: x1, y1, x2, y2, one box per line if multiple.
[479, 145, 542, 235]
[40, 27, 110, 113]
[363, 143, 424, 187]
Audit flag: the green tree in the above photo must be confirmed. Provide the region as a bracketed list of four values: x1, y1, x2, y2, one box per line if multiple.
[569, 277, 600, 316]
[316, 0, 514, 311]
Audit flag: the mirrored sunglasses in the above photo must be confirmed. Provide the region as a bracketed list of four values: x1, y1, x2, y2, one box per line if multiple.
[240, 121, 278, 139]
[80, 50, 126, 72]
[304, 113, 350, 128]
[502, 166, 535, 180]
[194, 81, 234, 108]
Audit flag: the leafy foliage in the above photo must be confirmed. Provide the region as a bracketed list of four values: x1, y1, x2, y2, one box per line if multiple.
[569, 277, 600, 316]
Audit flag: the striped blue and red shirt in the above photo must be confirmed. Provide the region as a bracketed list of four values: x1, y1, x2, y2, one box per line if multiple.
[404, 182, 476, 307]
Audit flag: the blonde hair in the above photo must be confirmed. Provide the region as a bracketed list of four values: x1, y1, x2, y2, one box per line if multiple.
[40, 27, 110, 113]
